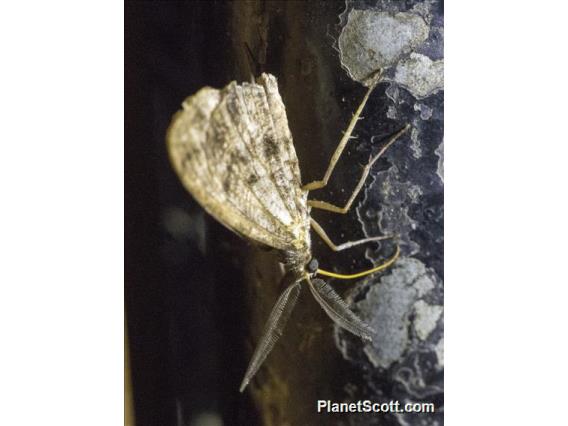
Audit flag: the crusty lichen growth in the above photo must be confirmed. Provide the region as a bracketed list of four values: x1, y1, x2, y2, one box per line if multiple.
[339, 9, 429, 85]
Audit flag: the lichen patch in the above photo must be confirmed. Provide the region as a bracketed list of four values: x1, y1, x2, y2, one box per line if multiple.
[339, 9, 429, 85]
[394, 53, 444, 98]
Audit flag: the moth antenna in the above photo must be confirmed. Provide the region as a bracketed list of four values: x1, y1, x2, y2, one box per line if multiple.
[239, 279, 303, 392]
[316, 245, 400, 280]
[307, 277, 374, 340]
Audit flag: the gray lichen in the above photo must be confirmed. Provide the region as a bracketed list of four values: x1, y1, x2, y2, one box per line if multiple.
[340, 257, 441, 369]
[434, 336, 444, 367]
[393, 53, 443, 98]
[414, 102, 433, 120]
[410, 0, 436, 24]
[387, 105, 398, 119]
[359, 165, 422, 256]
[413, 300, 443, 340]
[392, 356, 443, 398]
[338, 9, 429, 85]
[333, 2, 443, 424]
[334, 255, 444, 416]
[435, 140, 444, 183]
[409, 127, 422, 159]
[338, 6, 443, 100]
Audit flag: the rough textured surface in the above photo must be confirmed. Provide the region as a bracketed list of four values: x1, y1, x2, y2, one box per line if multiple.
[394, 53, 443, 99]
[335, 258, 443, 425]
[334, 1, 444, 425]
[338, 1, 444, 97]
[339, 9, 429, 85]
[234, 0, 443, 424]
[347, 258, 439, 369]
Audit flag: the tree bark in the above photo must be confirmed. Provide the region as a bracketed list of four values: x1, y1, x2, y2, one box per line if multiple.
[233, 1, 444, 425]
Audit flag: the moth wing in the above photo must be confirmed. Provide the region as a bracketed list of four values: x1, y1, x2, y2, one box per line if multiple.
[308, 278, 374, 341]
[167, 74, 309, 251]
[239, 278, 302, 392]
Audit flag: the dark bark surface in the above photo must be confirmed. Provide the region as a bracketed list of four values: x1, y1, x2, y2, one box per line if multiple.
[125, 1, 443, 425]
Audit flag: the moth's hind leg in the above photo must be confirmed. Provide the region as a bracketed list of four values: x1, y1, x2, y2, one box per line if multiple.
[308, 124, 410, 214]
[302, 70, 383, 192]
[310, 218, 392, 252]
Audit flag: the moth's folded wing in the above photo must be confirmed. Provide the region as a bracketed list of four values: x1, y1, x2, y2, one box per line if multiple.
[248, 73, 308, 222]
[239, 280, 302, 392]
[308, 278, 374, 341]
[167, 77, 309, 251]
[167, 86, 293, 250]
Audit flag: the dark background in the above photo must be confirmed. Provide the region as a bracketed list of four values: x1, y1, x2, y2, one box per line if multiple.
[125, 2, 252, 425]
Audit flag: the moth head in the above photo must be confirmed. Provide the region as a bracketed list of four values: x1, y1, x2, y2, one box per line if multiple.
[306, 258, 319, 276]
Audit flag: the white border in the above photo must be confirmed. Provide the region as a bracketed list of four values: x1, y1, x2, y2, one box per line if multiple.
[447, 1, 568, 424]
[1, 1, 568, 424]
[0, 3, 123, 425]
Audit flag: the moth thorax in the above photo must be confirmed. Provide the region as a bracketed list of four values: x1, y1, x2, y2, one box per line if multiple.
[283, 245, 311, 274]
[292, 239, 311, 263]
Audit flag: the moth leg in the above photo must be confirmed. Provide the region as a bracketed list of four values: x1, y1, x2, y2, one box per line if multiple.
[302, 70, 384, 192]
[310, 218, 392, 252]
[308, 124, 410, 214]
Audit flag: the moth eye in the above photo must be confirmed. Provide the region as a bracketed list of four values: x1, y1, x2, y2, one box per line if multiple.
[307, 258, 319, 274]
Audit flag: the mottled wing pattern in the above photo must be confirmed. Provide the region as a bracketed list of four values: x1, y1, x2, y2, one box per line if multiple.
[167, 74, 309, 251]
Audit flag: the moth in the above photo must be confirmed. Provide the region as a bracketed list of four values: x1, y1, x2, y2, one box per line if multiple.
[166, 71, 409, 392]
